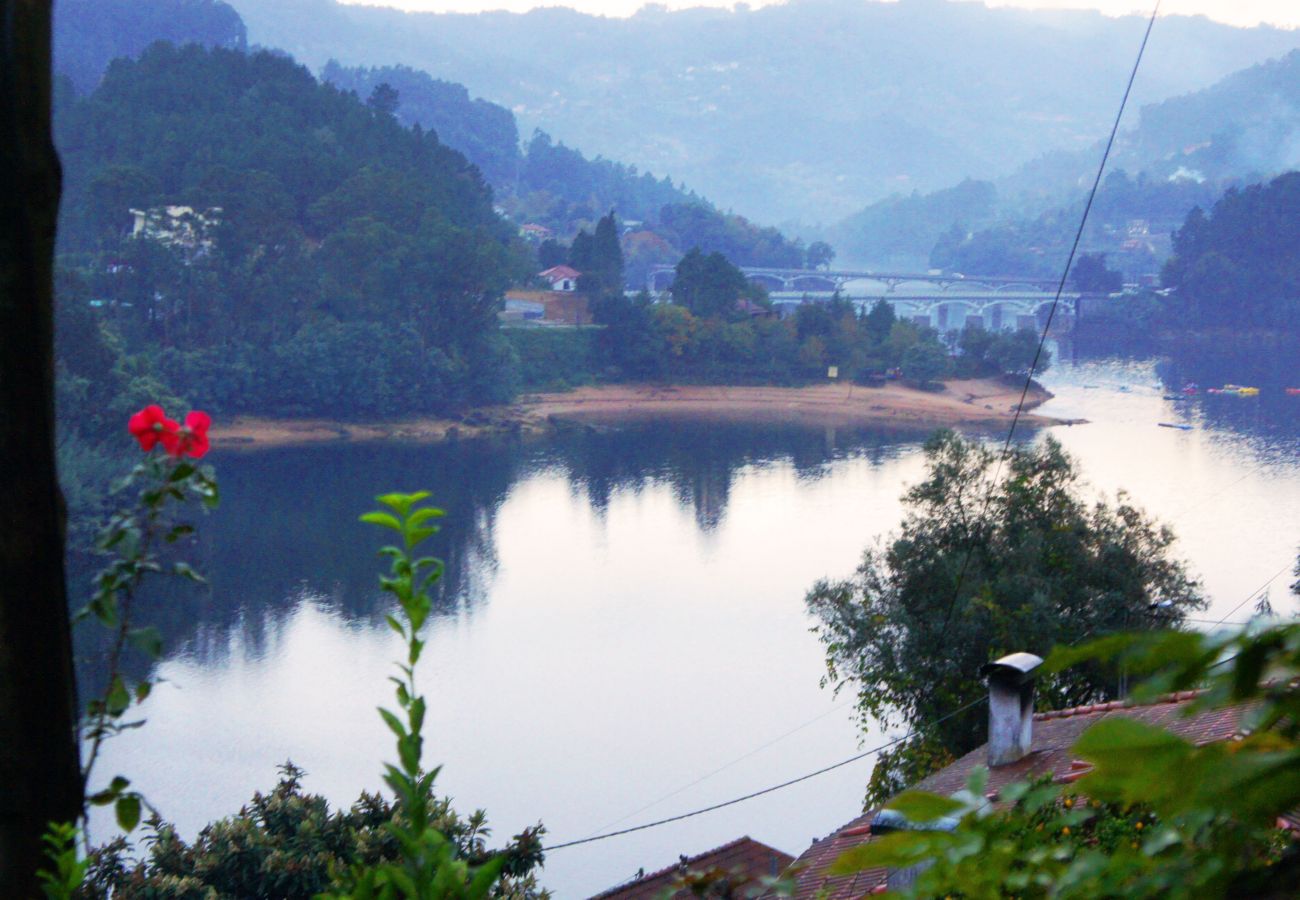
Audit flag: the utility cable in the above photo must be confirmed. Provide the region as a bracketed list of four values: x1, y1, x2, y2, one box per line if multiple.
[934, 0, 1163, 643]
[579, 696, 857, 839]
[1207, 560, 1295, 629]
[541, 696, 986, 853]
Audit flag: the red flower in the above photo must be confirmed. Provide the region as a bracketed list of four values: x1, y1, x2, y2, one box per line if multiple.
[176, 410, 211, 459]
[128, 405, 180, 453]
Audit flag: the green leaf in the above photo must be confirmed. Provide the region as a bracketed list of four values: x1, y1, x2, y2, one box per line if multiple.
[408, 507, 445, 527]
[105, 676, 131, 716]
[128, 626, 163, 659]
[168, 462, 196, 482]
[164, 523, 195, 543]
[378, 707, 407, 740]
[360, 511, 404, 532]
[829, 831, 946, 874]
[885, 790, 965, 823]
[115, 794, 141, 832]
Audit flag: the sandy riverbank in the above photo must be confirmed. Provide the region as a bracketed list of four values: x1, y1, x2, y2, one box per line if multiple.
[209, 377, 1068, 450]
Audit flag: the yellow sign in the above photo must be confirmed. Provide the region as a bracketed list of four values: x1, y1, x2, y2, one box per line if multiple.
[827, 366, 839, 379]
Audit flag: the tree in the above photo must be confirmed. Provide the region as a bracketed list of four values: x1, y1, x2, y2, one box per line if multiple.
[805, 432, 1203, 806]
[537, 238, 566, 270]
[1071, 252, 1123, 293]
[573, 210, 623, 296]
[807, 240, 835, 270]
[900, 340, 953, 385]
[366, 82, 400, 116]
[671, 247, 749, 318]
[862, 298, 897, 346]
[1, 4, 84, 894]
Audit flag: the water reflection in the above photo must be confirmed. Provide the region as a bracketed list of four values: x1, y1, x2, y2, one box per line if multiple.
[74, 421, 939, 682]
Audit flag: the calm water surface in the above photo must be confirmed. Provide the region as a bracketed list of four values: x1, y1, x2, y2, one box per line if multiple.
[91, 345, 1300, 896]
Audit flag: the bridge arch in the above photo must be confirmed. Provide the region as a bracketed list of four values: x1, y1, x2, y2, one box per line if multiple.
[787, 274, 839, 292]
[746, 272, 788, 292]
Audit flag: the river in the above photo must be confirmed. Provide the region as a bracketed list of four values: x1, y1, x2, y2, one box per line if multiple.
[88, 343, 1300, 896]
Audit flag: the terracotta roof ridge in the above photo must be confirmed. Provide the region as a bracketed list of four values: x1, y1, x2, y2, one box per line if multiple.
[588, 835, 763, 898]
[1034, 689, 1204, 721]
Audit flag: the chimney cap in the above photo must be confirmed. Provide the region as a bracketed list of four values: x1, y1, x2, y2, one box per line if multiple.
[980, 652, 1043, 684]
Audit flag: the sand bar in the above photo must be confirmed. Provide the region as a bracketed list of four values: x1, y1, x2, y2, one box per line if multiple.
[209, 377, 1068, 450]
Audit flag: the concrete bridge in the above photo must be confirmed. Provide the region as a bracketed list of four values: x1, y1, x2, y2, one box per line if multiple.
[645, 265, 1079, 332]
[766, 290, 1077, 332]
[647, 265, 1063, 294]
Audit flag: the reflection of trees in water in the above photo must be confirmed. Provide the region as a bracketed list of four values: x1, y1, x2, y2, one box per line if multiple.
[71, 422, 931, 686]
[541, 422, 930, 532]
[1154, 340, 1300, 444]
[1070, 333, 1300, 444]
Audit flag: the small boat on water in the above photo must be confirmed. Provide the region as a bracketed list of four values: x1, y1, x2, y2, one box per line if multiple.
[1208, 385, 1260, 396]
[1287, 388, 1300, 395]
[1182, 383, 1199, 394]
[1158, 423, 1193, 430]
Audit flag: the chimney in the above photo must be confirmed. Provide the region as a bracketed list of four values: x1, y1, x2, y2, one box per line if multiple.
[979, 652, 1043, 767]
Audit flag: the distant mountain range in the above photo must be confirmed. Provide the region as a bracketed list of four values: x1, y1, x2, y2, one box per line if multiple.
[221, 0, 1299, 224]
[833, 47, 1300, 269]
[55, 0, 246, 92]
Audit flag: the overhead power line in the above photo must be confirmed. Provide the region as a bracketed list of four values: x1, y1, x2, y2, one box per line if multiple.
[541, 696, 986, 853]
[934, 0, 1164, 643]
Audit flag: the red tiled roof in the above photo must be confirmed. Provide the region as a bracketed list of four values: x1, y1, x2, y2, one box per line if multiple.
[782, 692, 1253, 899]
[539, 265, 581, 280]
[591, 835, 794, 900]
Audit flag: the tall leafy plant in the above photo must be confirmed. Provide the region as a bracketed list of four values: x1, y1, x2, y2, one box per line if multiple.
[321, 492, 509, 899]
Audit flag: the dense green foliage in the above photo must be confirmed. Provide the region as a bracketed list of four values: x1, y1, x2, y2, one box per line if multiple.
[833, 615, 1300, 898]
[55, 43, 526, 418]
[79, 764, 547, 899]
[322, 62, 521, 187]
[656, 203, 806, 269]
[671, 249, 757, 318]
[1071, 253, 1124, 293]
[504, 329, 599, 392]
[592, 291, 975, 386]
[54, 0, 245, 92]
[1162, 171, 1300, 329]
[806, 432, 1204, 806]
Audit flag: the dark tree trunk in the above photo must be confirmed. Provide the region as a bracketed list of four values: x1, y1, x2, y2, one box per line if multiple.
[0, 2, 84, 895]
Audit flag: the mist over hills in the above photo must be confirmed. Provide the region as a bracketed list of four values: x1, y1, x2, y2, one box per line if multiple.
[832, 47, 1300, 269]
[55, 0, 246, 92]
[223, 0, 1298, 225]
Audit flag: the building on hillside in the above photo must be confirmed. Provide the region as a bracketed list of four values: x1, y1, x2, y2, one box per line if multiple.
[129, 205, 222, 259]
[539, 264, 581, 292]
[780, 654, 1256, 897]
[591, 836, 794, 900]
[502, 289, 591, 326]
[520, 223, 553, 242]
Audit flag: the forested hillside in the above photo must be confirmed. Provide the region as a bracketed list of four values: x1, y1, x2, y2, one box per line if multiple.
[1161, 171, 1300, 329]
[55, 43, 526, 424]
[226, 0, 1300, 223]
[320, 62, 804, 269]
[54, 0, 246, 92]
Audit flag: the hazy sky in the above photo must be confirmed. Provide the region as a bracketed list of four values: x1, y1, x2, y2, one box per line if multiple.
[342, 0, 1300, 29]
